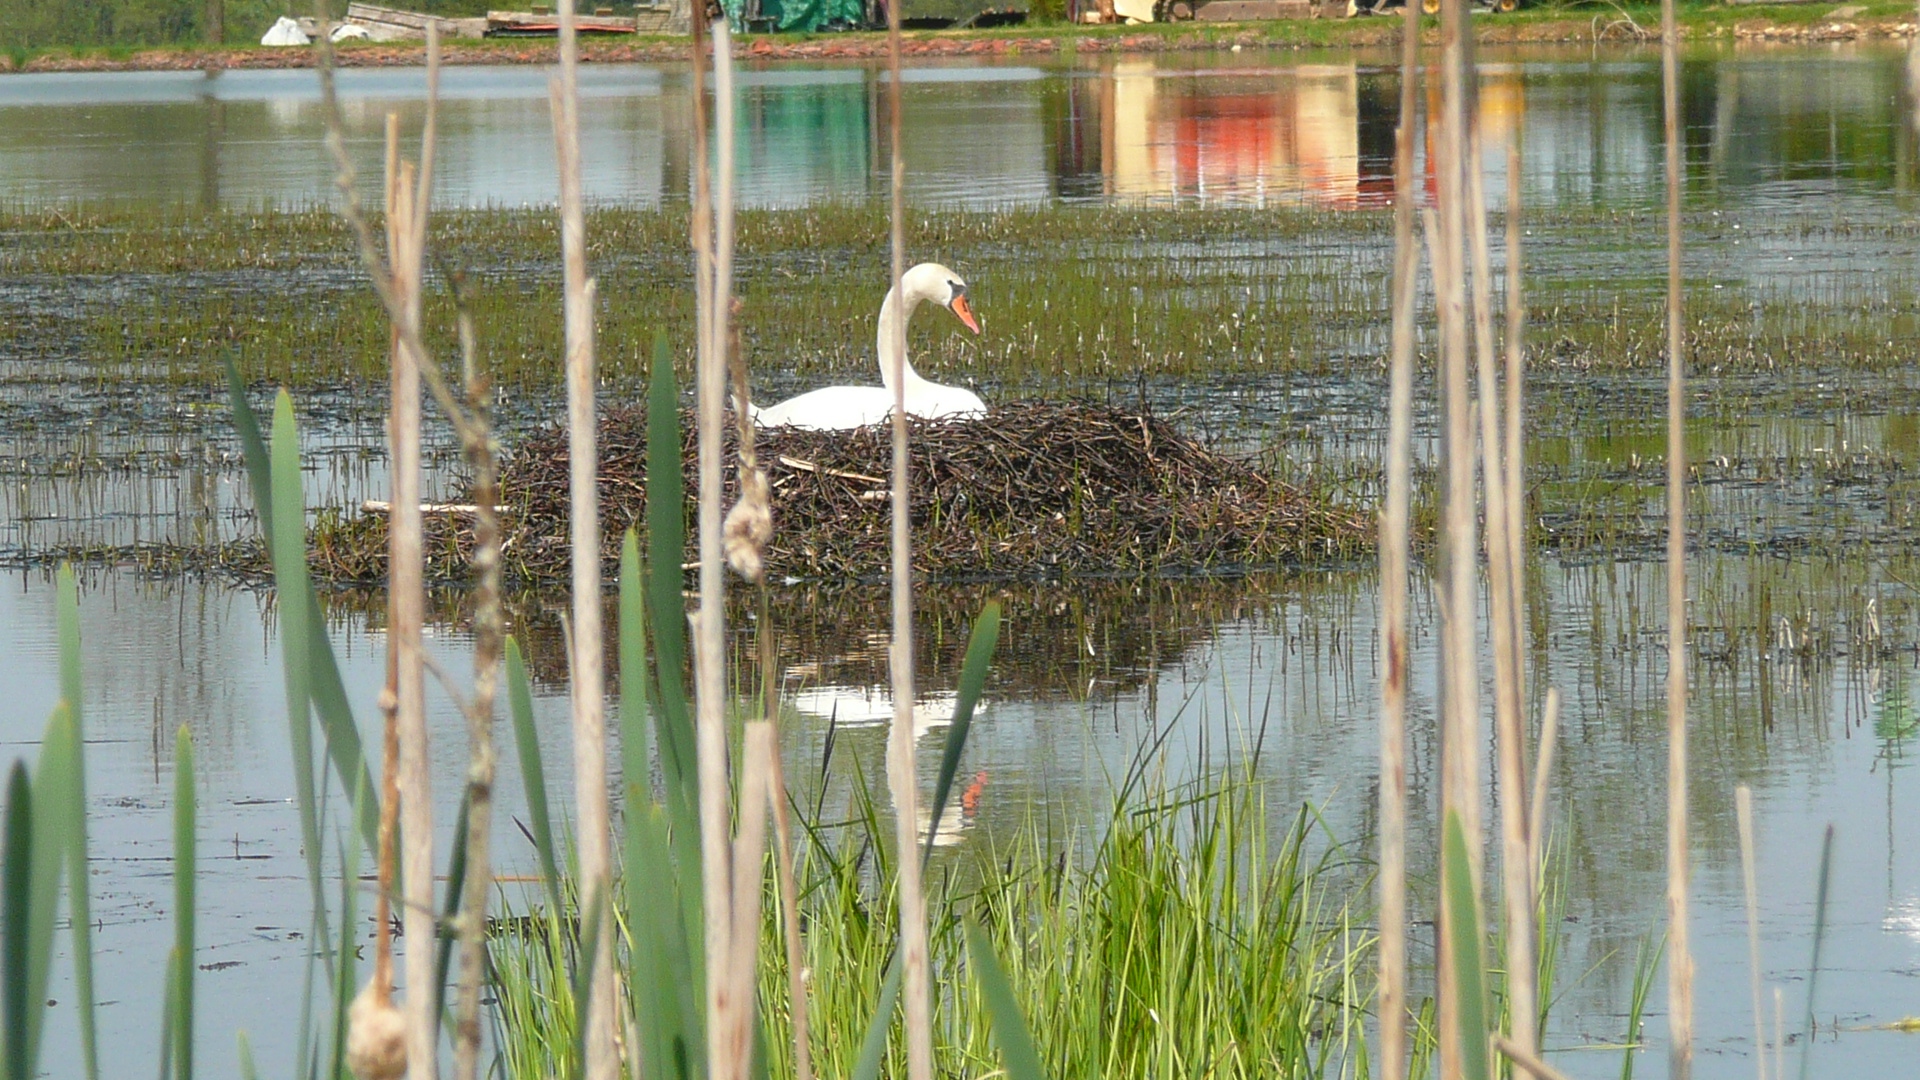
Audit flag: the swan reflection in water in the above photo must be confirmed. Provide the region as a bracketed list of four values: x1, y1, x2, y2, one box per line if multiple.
[786, 682, 989, 848]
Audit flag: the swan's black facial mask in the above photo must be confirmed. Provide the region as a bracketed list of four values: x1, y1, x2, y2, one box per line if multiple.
[947, 282, 981, 334]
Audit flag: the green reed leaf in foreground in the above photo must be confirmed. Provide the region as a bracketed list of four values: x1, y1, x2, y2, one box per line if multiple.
[25, 704, 81, 1075]
[53, 566, 98, 1080]
[851, 953, 903, 1080]
[924, 603, 1000, 865]
[228, 366, 377, 855]
[1443, 810, 1490, 1080]
[645, 333, 696, 827]
[964, 920, 1047, 1080]
[172, 725, 195, 1080]
[507, 637, 562, 915]
[267, 392, 333, 985]
[3, 762, 31, 1080]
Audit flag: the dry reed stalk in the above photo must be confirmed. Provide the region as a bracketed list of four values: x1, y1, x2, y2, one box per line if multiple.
[1494, 1037, 1580, 1080]
[1502, 122, 1527, 661]
[695, 19, 757, 1080]
[1736, 786, 1766, 1080]
[723, 723, 776, 1070]
[446, 44, 507, 1080]
[1375, 5, 1420, 1077]
[549, 4, 615, 1076]
[1661, 0, 1694, 1074]
[883, 4, 934, 1077]
[376, 113, 439, 1080]
[1466, 99, 1536, 1080]
[1431, 0, 1482, 1074]
[1527, 686, 1560, 892]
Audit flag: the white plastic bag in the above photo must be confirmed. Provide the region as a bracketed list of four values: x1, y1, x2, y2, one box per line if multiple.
[259, 16, 310, 45]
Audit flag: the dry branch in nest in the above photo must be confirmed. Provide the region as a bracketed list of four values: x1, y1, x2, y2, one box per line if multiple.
[305, 400, 1371, 584]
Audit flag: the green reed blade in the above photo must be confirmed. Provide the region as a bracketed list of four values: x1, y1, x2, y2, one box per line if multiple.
[25, 705, 81, 1074]
[223, 354, 272, 529]
[303, 602, 379, 856]
[507, 637, 562, 914]
[964, 919, 1046, 1080]
[235, 1031, 257, 1080]
[157, 949, 177, 1080]
[924, 602, 1000, 866]
[269, 393, 335, 986]
[173, 725, 195, 1080]
[231, 367, 377, 854]
[851, 952, 903, 1080]
[619, 530, 651, 833]
[1442, 811, 1489, 1080]
[644, 333, 696, 824]
[3, 763, 31, 1080]
[1798, 824, 1836, 1080]
[330, 775, 370, 1080]
[436, 791, 473, 1017]
[53, 566, 97, 1080]
[626, 800, 704, 1080]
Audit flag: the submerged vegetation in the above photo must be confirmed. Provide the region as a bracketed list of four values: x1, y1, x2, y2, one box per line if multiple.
[9, 201, 1920, 400]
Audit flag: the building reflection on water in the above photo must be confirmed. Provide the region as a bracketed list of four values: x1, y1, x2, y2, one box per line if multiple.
[2, 48, 1915, 210]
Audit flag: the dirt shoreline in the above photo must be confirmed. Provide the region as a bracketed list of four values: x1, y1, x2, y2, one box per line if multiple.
[2, 11, 1914, 74]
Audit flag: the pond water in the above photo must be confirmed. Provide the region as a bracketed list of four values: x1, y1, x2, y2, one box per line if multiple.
[2, 41, 1919, 1080]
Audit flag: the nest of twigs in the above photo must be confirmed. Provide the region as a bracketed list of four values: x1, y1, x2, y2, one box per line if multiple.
[305, 400, 1369, 584]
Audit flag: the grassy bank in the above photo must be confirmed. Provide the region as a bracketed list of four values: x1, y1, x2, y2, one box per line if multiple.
[3, 1, 1916, 73]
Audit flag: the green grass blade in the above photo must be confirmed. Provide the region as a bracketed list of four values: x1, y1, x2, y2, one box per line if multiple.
[507, 637, 562, 915]
[268, 393, 334, 985]
[964, 919, 1046, 1080]
[222, 353, 273, 529]
[1442, 811, 1489, 1080]
[626, 800, 704, 1080]
[923, 602, 1001, 865]
[1798, 824, 1836, 1080]
[851, 952, 903, 1080]
[3, 763, 32, 1080]
[173, 726, 196, 1080]
[53, 566, 98, 1080]
[570, 889, 607, 1080]
[26, 705, 80, 1074]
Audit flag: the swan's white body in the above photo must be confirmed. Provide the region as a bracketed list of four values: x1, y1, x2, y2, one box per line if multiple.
[753, 262, 985, 431]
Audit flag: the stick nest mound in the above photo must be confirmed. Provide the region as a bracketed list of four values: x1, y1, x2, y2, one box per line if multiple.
[308, 400, 1369, 584]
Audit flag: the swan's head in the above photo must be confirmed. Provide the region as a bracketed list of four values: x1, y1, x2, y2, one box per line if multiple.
[906, 262, 981, 336]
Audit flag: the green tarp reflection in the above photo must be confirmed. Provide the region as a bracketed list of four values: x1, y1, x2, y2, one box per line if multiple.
[725, 0, 865, 31]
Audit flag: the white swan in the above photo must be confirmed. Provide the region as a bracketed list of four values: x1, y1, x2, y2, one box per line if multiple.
[752, 262, 985, 431]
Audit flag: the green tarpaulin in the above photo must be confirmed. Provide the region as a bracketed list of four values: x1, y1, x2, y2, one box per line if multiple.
[727, 0, 864, 31]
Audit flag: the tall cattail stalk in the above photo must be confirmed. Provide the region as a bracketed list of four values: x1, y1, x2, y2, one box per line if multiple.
[1375, 4, 1420, 1077]
[693, 18, 760, 1080]
[1466, 112, 1536, 1080]
[1661, 0, 1694, 1074]
[377, 110, 438, 1080]
[1431, 0, 1483, 1076]
[550, 2, 615, 1076]
[883, 2, 935, 1076]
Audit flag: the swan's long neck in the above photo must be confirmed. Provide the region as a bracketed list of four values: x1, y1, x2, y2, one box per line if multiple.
[876, 282, 931, 399]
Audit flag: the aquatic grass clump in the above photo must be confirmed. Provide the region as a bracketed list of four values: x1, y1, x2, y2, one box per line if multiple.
[298, 399, 1371, 584]
[487, 771, 1374, 1080]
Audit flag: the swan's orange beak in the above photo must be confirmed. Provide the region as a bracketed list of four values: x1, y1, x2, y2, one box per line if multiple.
[950, 295, 982, 335]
